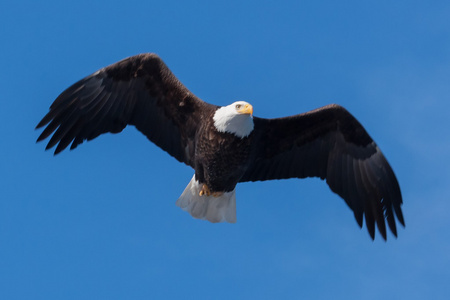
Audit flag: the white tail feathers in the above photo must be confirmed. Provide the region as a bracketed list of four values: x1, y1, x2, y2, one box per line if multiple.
[176, 175, 237, 223]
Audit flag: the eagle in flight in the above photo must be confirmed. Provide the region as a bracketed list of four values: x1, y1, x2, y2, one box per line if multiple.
[36, 53, 404, 240]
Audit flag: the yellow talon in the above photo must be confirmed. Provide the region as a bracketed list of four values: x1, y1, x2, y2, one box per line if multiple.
[199, 184, 211, 196]
[211, 191, 224, 197]
[199, 184, 224, 197]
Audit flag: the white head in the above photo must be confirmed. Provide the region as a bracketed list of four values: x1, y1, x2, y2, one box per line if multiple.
[213, 101, 254, 138]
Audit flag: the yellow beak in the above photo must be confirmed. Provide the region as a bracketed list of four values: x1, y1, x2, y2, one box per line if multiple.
[238, 104, 253, 115]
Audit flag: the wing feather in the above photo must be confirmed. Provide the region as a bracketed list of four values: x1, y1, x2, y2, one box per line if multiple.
[36, 53, 216, 166]
[241, 104, 404, 240]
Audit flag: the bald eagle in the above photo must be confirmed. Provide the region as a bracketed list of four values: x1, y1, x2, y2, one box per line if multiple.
[36, 53, 404, 240]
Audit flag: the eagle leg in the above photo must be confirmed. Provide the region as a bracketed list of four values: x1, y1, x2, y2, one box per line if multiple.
[199, 184, 211, 196]
[212, 191, 224, 197]
[199, 184, 224, 197]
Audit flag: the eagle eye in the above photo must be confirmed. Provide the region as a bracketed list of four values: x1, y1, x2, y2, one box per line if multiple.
[235, 104, 242, 110]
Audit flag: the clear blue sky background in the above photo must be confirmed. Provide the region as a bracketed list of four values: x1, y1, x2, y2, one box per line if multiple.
[1, 0, 449, 299]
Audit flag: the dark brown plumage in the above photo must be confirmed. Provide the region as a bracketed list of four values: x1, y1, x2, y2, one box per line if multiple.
[36, 53, 404, 240]
[241, 107, 404, 239]
[36, 53, 214, 165]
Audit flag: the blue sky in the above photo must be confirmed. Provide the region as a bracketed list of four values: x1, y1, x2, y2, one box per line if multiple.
[1, 0, 449, 299]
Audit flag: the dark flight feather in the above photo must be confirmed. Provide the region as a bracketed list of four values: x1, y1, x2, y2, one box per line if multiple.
[240, 105, 404, 239]
[36, 53, 216, 165]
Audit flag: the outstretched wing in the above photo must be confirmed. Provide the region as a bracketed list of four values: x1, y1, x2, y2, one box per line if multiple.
[36, 53, 216, 167]
[240, 104, 404, 240]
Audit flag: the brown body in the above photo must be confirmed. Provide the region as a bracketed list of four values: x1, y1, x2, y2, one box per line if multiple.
[194, 116, 253, 192]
